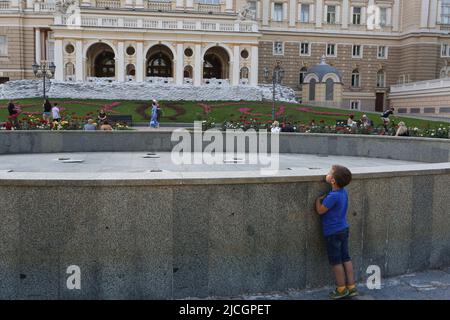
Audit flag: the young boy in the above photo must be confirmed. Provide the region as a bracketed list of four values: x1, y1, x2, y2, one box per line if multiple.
[315, 165, 357, 299]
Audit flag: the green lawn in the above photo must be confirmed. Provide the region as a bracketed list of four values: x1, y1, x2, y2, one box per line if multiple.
[0, 98, 447, 129]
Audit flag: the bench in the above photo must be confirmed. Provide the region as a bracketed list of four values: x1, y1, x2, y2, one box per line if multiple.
[106, 115, 133, 127]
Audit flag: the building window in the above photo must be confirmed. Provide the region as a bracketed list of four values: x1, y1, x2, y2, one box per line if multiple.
[352, 45, 362, 58]
[442, 43, 450, 57]
[353, 7, 361, 25]
[327, 5, 336, 24]
[65, 44, 75, 54]
[273, 42, 284, 55]
[273, 3, 283, 22]
[300, 4, 310, 23]
[326, 44, 336, 57]
[0, 36, 7, 56]
[248, 1, 257, 18]
[299, 67, 307, 84]
[442, 0, 450, 24]
[300, 42, 310, 56]
[350, 100, 361, 110]
[351, 69, 360, 87]
[380, 7, 387, 26]
[378, 46, 388, 59]
[398, 74, 410, 84]
[198, 0, 220, 3]
[377, 70, 386, 87]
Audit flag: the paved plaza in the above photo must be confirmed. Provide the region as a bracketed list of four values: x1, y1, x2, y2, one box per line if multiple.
[217, 268, 450, 300]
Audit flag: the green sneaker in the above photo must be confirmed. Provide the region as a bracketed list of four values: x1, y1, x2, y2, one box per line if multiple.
[329, 288, 349, 300]
[348, 287, 359, 298]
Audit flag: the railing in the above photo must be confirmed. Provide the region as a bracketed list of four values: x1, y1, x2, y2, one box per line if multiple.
[0, 1, 10, 10]
[123, 18, 138, 28]
[198, 3, 221, 13]
[95, 0, 122, 8]
[39, 2, 56, 11]
[146, 0, 172, 11]
[182, 21, 196, 30]
[55, 15, 259, 33]
[391, 77, 450, 93]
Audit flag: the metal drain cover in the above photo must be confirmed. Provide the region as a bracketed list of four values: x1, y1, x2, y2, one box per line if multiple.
[223, 158, 244, 163]
[61, 160, 85, 163]
[148, 169, 163, 173]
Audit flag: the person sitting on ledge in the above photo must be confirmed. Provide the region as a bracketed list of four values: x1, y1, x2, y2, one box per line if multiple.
[281, 122, 296, 133]
[395, 121, 409, 137]
[83, 119, 97, 131]
[360, 114, 373, 128]
[347, 115, 356, 128]
[98, 109, 107, 123]
[100, 120, 113, 131]
[271, 121, 281, 133]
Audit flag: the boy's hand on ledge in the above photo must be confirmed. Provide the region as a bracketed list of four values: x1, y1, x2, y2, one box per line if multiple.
[315, 195, 329, 215]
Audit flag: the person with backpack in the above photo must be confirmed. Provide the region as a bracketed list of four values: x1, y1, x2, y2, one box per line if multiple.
[42, 98, 52, 122]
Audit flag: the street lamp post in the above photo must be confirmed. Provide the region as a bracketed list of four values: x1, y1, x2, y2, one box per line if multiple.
[32, 61, 56, 99]
[264, 62, 285, 121]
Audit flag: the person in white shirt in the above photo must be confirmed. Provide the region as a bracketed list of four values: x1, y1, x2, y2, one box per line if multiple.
[271, 121, 281, 133]
[52, 103, 61, 122]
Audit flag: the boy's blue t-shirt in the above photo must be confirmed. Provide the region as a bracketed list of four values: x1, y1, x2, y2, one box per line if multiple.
[321, 188, 349, 237]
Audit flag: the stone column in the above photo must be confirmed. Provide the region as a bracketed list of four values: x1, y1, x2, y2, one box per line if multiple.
[262, 0, 270, 26]
[35, 28, 41, 63]
[225, 0, 233, 13]
[232, 45, 240, 86]
[117, 42, 125, 82]
[289, 0, 297, 27]
[429, 0, 438, 28]
[176, 0, 184, 9]
[75, 40, 84, 82]
[316, 0, 323, 28]
[420, 0, 430, 28]
[186, 0, 193, 9]
[10, 0, 19, 9]
[342, 0, 349, 29]
[54, 39, 64, 81]
[392, 0, 400, 31]
[250, 46, 259, 86]
[194, 44, 202, 87]
[136, 42, 144, 82]
[135, 0, 144, 9]
[125, 0, 133, 8]
[176, 43, 184, 85]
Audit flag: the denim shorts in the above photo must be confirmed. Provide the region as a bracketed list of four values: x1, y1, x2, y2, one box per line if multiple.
[325, 228, 351, 266]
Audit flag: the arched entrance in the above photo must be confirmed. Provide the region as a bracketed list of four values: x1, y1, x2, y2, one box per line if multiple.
[203, 46, 230, 79]
[86, 43, 116, 78]
[146, 44, 174, 77]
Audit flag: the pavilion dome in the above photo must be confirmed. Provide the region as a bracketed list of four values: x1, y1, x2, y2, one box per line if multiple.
[305, 56, 342, 83]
